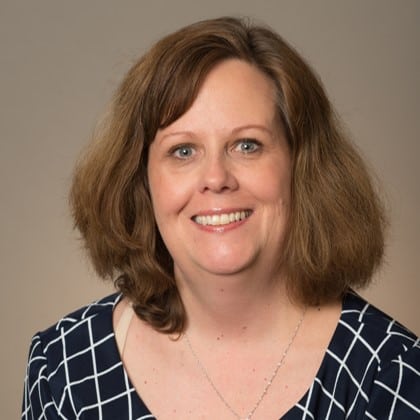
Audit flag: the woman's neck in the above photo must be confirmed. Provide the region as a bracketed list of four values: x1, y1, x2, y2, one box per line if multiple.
[174, 265, 304, 343]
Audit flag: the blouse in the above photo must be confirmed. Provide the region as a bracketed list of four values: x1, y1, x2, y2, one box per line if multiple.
[22, 291, 420, 419]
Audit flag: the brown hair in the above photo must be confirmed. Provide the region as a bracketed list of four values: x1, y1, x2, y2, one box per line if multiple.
[70, 17, 386, 333]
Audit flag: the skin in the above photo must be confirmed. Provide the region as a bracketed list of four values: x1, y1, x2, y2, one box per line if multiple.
[148, 62, 291, 280]
[147, 59, 292, 326]
[114, 59, 342, 419]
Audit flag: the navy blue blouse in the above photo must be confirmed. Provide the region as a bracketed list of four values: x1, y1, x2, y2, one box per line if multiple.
[22, 291, 420, 419]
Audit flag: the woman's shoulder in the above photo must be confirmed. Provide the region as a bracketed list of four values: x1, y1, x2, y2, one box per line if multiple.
[334, 292, 420, 418]
[292, 291, 420, 419]
[339, 290, 419, 366]
[22, 293, 141, 418]
[34, 293, 122, 354]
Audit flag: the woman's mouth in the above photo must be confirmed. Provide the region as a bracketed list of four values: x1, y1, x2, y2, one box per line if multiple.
[192, 210, 252, 226]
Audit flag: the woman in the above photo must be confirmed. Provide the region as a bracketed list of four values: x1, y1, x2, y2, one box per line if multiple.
[22, 17, 419, 419]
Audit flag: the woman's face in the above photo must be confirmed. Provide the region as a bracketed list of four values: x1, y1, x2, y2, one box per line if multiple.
[147, 59, 291, 280]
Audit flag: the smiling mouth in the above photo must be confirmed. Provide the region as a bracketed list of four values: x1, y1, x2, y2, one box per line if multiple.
[192, 210, 252, 226]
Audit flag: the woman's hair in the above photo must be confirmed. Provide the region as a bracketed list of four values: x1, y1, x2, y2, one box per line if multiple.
[70, 16, 386, 333]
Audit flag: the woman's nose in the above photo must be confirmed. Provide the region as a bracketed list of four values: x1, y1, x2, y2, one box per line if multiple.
[199, 154, 239, 193]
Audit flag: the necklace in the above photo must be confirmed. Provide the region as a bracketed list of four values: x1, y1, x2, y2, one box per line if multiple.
[184, 308, 306, 420]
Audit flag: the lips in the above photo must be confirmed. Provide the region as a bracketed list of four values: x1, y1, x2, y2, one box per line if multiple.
[192, 210, 252, 226]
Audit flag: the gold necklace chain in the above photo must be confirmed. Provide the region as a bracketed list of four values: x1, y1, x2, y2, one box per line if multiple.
[184, 308, 307, 420]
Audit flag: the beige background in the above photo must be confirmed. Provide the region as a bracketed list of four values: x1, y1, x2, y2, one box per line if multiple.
[1, 0, 419, 417]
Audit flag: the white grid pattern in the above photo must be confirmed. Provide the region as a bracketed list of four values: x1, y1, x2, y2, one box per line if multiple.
[22, 292, 420, 419]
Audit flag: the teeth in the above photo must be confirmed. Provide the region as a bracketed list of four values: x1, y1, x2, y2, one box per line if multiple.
[194, 211, 251, 226]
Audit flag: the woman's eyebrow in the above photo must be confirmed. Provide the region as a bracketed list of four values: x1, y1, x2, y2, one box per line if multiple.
[158, 130, 196, 143]
[230, 124, 274, 136]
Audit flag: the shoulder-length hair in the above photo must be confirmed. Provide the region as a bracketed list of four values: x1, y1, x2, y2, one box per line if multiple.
[70, 17, 386, 333]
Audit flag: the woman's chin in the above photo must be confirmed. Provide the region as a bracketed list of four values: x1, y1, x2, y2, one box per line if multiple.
[194, 254, 257, 277]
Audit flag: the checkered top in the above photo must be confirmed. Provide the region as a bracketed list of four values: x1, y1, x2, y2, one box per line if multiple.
[22, 291, 420, 419]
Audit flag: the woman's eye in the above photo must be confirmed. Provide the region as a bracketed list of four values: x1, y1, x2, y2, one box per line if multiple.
[171, 145, 195, 159]
[235, 139, 261, 153]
